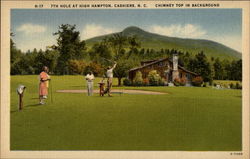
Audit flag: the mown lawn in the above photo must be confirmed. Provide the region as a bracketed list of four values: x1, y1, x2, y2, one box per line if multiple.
[10, 75, 242, 151]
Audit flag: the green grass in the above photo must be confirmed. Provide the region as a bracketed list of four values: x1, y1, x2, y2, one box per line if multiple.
[11, 75, 242, 151]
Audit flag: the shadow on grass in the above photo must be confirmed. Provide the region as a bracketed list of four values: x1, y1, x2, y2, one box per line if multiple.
[11, 110, 19, 114]
[11, 103, 41, 113]
[11, 103, 47, 113]
[31, 98, 39, 100]
[70, 86, 84, 88]
[25, 103, 41, 107]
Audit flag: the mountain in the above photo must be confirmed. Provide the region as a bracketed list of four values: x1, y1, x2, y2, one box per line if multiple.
[85, 26, 241, 60]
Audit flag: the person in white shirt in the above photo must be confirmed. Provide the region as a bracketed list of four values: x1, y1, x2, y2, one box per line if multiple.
[106, 61, 117, 96]
[85, 71, 95, 96]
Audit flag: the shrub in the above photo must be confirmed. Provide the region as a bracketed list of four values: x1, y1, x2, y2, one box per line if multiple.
[192, 76, 203, 87]
[143, 78, 149, 86]
[203, 83, 207, 87]
[173, 78, 181, 86]
[84, 62, 104, 76]
[228, 82, 242, 89]
[68, 59, 86, 75]
[173, 77, 186, 86]
[180, 77, 186, 86]
[209, 80, 213, 86]
[134, 71, 143, 86]
[223, 84, 228, 88]
[235, 82, 242, 89]
[229, 83, 235, 89]
[159, 78, 165, 86]
[123, 78, 131, 86]
[148, 70, 161, 86]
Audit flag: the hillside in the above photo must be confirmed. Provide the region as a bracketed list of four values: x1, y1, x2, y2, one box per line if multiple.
[85, 26, 241, 60]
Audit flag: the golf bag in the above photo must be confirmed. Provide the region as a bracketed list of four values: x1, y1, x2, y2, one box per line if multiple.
[103, 87, 110, 94]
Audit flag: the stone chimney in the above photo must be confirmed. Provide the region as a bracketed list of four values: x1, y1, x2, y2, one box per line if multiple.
[172, 54, 179, 81]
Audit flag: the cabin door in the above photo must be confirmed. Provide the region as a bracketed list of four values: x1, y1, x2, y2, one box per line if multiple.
[168, 70, 172, 83]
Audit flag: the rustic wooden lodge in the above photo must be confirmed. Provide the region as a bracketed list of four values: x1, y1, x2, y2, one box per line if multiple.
[128, 55, 198, 85]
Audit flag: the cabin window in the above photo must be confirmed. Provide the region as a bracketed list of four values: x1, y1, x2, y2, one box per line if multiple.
[158, 62, 164, 67]
[166, 63, 170, 68]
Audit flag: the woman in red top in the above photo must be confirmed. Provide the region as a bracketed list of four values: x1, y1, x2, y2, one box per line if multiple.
[39, 66, 50, 104]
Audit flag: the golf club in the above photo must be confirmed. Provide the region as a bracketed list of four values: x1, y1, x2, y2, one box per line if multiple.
[50, 78, 53, 103]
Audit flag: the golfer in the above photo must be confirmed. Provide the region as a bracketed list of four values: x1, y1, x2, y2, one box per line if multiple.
[85, 71, 95, 96]
[106, 61, 117, 97]
[39, 66, 50, 104]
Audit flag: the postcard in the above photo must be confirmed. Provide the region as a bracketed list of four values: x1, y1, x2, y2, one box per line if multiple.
[1, 0, 249, 158]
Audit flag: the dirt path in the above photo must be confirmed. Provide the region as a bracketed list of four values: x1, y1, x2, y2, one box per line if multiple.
[56, 89, 167, 95]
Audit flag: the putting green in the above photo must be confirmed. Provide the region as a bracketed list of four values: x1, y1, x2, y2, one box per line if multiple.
[56, 89, 167, 94]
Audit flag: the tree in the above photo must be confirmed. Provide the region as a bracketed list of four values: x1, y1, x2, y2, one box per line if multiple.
[149, 49, 156, 55]
[107, 33, 128, 60]
[114, 57, 138, 86]
[228, 59, 242, 81]
[89, 39, 112, 64]
[213, 58, 223, 80]
[43, 49, 60, 74]
[34, 49, 47, 73]
[105, 34, 141, 85]
[139, 48, 145, 57]
[127, 36, 141, 57]
[235, 59, 242, 81]
[146, 49, 150, 56]
[53, 24, 86, 74]
[190, 51, 212, 82]
[10, 32, 23, 74]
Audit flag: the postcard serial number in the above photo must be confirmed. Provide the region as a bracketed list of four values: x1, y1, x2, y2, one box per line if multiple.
[230, 152, 243, 155]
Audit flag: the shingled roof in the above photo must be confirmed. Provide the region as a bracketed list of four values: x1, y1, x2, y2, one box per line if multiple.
[129, 58, 198, 76]
[129, 58, 167, 71]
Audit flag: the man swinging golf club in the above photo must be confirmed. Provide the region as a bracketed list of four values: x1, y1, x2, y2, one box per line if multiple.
[105, 61, 117, 97]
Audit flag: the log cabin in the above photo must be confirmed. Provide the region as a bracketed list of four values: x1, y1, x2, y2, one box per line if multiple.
[128, 54, 198, 85]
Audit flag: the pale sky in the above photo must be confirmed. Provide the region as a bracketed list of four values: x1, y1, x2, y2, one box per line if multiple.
[11, 9, 242, 52]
